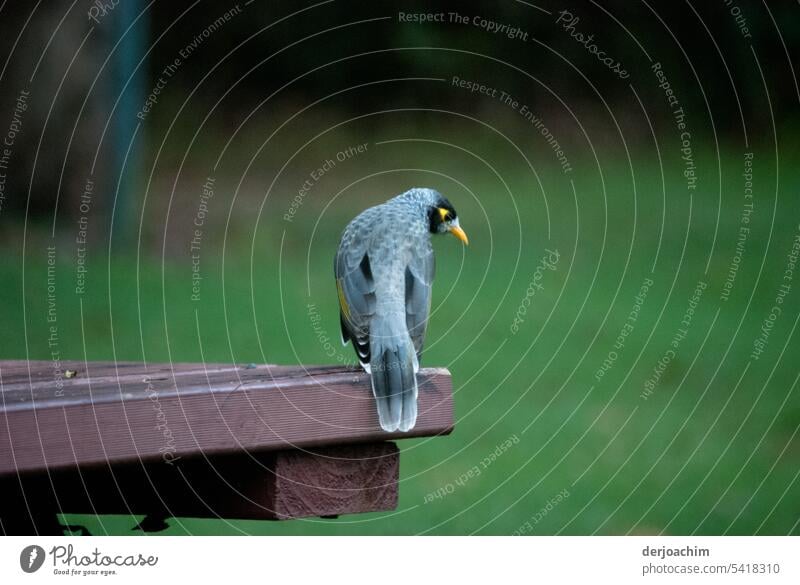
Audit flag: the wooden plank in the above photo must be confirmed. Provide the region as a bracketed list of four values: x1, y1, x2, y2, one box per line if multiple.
[268, 442, 398, 520]
[0, 361, 452, 475]
[0, 442, 399, 534]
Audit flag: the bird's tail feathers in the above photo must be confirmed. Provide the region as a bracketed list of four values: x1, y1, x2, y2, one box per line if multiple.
[369, 314, 418, 432]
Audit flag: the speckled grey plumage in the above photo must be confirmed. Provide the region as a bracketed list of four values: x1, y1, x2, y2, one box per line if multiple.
[335, 188, 441, 432]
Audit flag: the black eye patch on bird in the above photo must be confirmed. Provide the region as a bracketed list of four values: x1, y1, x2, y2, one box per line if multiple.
[428, 203, 456, 231]
[429, 204, 468, 245]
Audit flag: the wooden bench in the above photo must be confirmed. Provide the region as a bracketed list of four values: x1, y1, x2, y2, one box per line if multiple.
[0, 360, 453, 535]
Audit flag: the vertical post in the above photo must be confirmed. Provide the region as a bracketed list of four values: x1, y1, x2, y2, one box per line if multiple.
[110, 0, 146, 244]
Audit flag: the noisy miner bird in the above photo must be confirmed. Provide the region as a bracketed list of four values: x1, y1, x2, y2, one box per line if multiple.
[335, 188, 468, 432]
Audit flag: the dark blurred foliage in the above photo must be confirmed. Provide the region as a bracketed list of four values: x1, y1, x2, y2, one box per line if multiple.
[146, 0, 799, 128]
[0, 0, 797, 223]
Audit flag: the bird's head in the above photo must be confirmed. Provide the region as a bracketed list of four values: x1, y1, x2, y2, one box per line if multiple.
[421, 190, 469, 245]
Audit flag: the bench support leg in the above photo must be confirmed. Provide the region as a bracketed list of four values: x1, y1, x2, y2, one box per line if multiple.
[0, 442, 399, 533]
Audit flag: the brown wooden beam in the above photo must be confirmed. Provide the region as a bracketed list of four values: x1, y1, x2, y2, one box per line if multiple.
[0, 442, 399, 534]
[0, 361, 452, 475]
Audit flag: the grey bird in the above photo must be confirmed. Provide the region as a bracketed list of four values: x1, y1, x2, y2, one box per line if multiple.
[335, 188, 468, 432]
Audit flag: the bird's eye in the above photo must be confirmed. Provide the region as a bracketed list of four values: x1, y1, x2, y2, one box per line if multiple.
[438, 207, 451, 222]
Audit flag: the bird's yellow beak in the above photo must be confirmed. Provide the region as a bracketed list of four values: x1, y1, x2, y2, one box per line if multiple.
[449, 225, 469, 245]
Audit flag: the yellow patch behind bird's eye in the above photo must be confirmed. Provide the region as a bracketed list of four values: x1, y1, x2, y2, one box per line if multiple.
[438, 207, 449, 222]
[336, 279, 351, 320]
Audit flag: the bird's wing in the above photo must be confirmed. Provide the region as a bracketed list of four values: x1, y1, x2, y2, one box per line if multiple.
[334, 227, 376, 365]
[405, 243, 435, 360]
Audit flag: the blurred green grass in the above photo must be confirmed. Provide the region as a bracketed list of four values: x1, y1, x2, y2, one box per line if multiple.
[1, 146, 799, 535]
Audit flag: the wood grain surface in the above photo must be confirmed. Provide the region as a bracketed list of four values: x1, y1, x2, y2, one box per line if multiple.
[0, 361, 453, 475]
[0, 360, 451, 532]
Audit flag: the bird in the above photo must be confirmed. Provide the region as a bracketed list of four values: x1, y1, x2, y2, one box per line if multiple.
[335, 188, 468, 432]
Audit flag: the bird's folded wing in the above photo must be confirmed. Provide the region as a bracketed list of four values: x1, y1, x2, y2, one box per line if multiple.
[335, 235, 376, 360]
